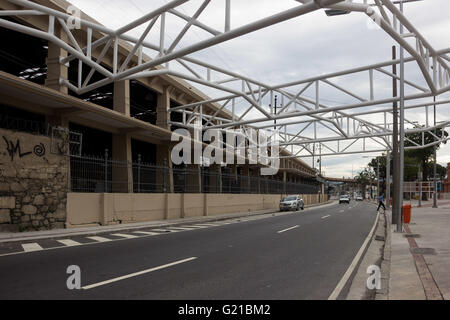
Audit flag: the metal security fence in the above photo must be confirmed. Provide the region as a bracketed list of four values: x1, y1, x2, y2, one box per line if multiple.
[70, 154, 321, 195]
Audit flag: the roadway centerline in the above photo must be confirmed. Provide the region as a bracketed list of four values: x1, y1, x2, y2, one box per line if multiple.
[81, 257, 198, 290]
[277, 225, 300, 234]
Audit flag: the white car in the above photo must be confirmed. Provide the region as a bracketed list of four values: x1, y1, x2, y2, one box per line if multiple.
[339, 195, 350, 204]
[356, 195, 363, 201]
[280, 195, 305, 212]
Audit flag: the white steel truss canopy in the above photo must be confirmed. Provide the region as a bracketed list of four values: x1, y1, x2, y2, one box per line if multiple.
[0, 0, 449, 162]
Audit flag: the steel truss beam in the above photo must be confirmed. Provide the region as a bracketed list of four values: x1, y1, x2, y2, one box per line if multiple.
[0, 0, 448, 161]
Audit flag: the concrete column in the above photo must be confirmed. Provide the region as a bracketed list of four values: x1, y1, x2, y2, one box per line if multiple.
[156, 144, 174, 193]
[114, 80, 130, 116]
[156, 86, 174, 193]
[156, 86, 171, 130]
[45, 27, 68, 94]
[187, 164, 202, 193]
[112, 80, 133, 193]
[253, 168, 261, 194]
[112, 134, 133, 193]
[209, 165, 222, 193]
[242, 165, 250, 193]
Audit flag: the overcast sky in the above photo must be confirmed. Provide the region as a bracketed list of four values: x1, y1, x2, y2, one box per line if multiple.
[69, 0, 450, 178]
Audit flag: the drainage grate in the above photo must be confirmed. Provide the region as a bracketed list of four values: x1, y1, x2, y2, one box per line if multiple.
[404, 234, 421, 238]
[410, 248, 437, 255]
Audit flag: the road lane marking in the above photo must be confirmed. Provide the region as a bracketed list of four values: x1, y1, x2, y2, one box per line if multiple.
[57, 239, 81, 247]
[164, 227, 195, 231]
[339, 210, 345, 213]
[186, 225, 208, 228]
[87, 236, 112, 243]
[111, 233, 138, 239]
[277, 225, 300, 234]
[133, 231, 160, 236]
[151, 229, 176, 233]
[21, 243, 43, 252]
[82, 257, 198, 290]
[193, 223, 220, 227]
[322, 215, 331, 219]
[328, 212, 380, 300]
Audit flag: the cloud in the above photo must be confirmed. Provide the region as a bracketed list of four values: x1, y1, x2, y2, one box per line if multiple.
[68, 0, 450, 177]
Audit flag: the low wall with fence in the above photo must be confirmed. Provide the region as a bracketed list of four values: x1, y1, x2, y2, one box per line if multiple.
[66, 193, 330, 227]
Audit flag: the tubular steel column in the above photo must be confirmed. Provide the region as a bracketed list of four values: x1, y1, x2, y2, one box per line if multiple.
[392, 45, 400, 225]
[386, 151, 391, 209]
[397, 0, 405, 232]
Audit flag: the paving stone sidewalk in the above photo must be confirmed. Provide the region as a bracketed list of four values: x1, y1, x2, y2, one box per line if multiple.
[388, 199, 449, 300]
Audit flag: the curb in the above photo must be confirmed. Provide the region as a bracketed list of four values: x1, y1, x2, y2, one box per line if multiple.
[375, 210, 391, 300]
[0, 200, 335, 244]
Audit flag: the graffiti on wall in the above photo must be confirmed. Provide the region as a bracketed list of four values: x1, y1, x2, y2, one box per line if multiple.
[1, 136, 46, 161]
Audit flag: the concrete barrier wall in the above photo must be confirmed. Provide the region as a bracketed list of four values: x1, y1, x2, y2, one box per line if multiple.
[66, 193, 329, 228]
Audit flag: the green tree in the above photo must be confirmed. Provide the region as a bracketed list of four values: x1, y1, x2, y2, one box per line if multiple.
[404, 128, 448, 183]
[355, 167, 376, 199]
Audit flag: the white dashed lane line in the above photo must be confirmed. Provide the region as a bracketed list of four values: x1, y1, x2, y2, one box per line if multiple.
[321, 215, 331, 219]
[277, 225, 300, 234]
[82, 257, 198, 290]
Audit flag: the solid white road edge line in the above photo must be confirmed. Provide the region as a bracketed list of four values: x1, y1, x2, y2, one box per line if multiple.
[277, 225, 300, 234]
[328, 212, 380, 300]
[82, 257, 198, 290]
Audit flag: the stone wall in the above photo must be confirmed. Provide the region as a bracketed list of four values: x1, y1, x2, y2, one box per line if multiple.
[0, 128, 69, 232]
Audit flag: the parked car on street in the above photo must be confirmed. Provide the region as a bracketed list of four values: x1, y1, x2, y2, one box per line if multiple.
[339, 194, 350, 204]
[280, 195, 304, 211]
[356, 195, 363, 201]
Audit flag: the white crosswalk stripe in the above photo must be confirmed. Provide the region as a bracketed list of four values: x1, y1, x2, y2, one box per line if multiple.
[133, 231, 160, 236]
[111, 233, 138, 239]
[192, 223, 221, 227]
[87, 236, 112, 243]
[21, 243, 43, 252]
[57, 239, 81, 247]
[166, 227, 197, 231]
[151, 229, 176, 233]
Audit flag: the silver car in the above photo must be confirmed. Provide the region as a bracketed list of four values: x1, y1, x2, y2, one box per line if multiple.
[280, 195, 305, 212]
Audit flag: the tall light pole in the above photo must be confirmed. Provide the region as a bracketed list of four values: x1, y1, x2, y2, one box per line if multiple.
[433, 95, 438, 208]
[386, 151, 391, 209]
[397, 0, 406, 233]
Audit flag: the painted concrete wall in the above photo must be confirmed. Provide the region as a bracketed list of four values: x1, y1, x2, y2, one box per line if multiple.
[66, 193, 329, 228]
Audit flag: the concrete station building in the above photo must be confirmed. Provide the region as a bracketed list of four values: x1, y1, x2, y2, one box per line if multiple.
[0, 0, 326, 232]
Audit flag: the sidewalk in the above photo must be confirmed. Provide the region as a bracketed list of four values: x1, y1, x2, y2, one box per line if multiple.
[388, 199, 449, 300]
[0, 200, 336, 243]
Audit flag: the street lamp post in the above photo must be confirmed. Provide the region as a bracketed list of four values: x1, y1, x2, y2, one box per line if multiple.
[397, 0, 406, 233]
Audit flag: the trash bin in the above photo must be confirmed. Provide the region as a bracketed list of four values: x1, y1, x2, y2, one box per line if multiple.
[390, 198, 393, 206]
[403, 204, 412, 223]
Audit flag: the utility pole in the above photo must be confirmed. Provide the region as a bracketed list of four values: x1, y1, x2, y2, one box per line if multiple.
[392, 45, 400, 225]
[377, 157, 380, 199]
[386, 151, 391, 209]
[397, 0, 405, 233]
[433, 95, 438, 208]
[418, 164, 422, 207]
[274, 95, 278, 131]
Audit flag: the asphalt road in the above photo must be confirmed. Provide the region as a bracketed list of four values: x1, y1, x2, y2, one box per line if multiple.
[0, 201, 377, 300]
